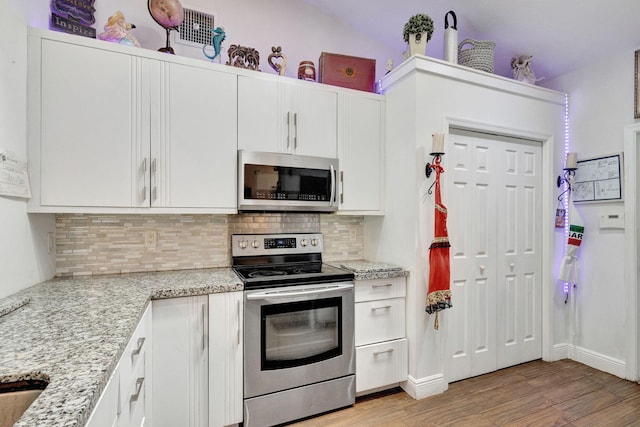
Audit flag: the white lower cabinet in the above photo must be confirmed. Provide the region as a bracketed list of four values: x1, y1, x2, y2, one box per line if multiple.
[354, 277, 407, 394]
[86, 305, 152, 427]
[208, 291, 243, 427]
[152, 295, 209, 427]
[151, 292, 243, 427]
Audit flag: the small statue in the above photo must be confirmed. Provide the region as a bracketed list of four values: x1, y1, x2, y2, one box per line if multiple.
[226, 45, 260, 71]
[203, 27, 226, 62]
[148, 0, 185, 54]
[511, 55, 538, 85]
[267, 46, 287, 76]
[386, 58, 394, 74]
[98, 11, 140, 47]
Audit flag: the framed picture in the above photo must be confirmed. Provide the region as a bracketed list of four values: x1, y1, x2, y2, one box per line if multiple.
[573, 153, 623, 203]
[635, 50, 640, 118]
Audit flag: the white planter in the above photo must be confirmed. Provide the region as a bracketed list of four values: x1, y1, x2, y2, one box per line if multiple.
[408, 32, 427, 56]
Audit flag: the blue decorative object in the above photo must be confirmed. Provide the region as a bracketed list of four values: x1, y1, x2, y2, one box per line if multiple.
[203, 27, 226, 61]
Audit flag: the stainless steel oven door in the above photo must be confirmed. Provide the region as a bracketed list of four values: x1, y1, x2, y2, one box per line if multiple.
[244, 282, 355, 399]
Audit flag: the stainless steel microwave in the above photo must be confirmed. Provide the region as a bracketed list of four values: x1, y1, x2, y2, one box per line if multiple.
[238, 150, 338, 212]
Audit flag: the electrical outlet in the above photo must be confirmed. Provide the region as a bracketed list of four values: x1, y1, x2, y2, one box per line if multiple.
[144, 231, 157, 249]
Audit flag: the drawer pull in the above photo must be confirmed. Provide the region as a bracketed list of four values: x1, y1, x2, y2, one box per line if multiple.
[371, 283, 393, 288]
[373, 349, 394, 356]
[129, 377, 144, 403]
[371, 305, 392, 311]
[131, 337, 145, 356]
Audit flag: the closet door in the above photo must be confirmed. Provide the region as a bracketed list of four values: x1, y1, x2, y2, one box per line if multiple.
[443, 132, 542, 383]
[495, 139, 543, 369]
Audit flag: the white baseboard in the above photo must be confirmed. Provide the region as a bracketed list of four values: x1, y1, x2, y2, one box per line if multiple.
[400, 373, 448, 400]
[550, 343, 569, 361]
[569, 345, 626, 379]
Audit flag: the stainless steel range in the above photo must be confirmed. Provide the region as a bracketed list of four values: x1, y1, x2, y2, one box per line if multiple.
[232, 233, 355, 427]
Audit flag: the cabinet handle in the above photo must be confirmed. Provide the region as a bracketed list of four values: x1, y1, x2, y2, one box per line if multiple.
[202, 303, 206, 351]
[373, 349, 394, 356]
[141, 158, 148, 202]
[372, 283, 393, 288]
[131, 337, 145, 357]
[151, 158, 158, 202]
[129, 377, 145, 403]
[286, 112, 291, 149]
[293, 112, 298, 149]
[371, 305, 392, 311]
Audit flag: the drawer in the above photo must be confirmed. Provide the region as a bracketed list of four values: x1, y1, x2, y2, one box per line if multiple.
[355, 297, 405, 346]
[119, 304, 151, 414]
[356, 338, 408, 393]
[118, 354, 147, 427]
[354, 277, 406, 303]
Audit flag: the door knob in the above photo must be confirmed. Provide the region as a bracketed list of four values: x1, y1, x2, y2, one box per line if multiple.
[479, 265, 485, 274]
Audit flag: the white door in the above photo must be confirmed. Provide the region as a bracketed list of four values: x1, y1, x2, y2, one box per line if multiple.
[444, 131, 542, 383]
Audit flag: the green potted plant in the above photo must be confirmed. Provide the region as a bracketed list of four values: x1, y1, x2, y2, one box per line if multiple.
[403, 13, 434, 56]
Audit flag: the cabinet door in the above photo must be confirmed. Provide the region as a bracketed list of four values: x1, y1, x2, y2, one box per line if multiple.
[237, 75, 289, 153]
[152, 63, 237, 210]
[39, 40, 146, 207]
[338, 94, 384, 213]
[291, 85, 337, 158]
[237, 75, 338, 158]
[209, 291, 243, 427]
[152, 296, 208, 427]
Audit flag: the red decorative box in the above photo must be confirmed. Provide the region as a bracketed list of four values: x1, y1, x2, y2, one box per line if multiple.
[318, 52, 376, 93]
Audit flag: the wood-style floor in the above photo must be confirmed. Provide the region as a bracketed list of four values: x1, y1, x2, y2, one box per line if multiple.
[290, 359, 640, 426]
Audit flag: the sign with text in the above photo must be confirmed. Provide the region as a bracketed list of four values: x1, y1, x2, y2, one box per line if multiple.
[50, 0, 96, 38]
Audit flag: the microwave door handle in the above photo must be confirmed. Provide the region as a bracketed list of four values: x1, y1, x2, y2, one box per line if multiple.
[329, 164, 336, 206]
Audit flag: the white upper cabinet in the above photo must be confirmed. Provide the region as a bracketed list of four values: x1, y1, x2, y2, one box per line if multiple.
[237, 75, 338, 158]
[337, 92, 385, 214]
[27, 30, 237, 213]
[150, 62, 237, 211]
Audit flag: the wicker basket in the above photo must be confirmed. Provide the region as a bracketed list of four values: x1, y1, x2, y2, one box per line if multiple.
[457, 39, 495, 73]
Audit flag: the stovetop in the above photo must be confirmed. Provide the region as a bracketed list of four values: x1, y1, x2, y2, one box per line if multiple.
[231, 233, 354, 289]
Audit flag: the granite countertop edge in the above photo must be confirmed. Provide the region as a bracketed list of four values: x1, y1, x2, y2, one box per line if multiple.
[0, 267, 242, 427]
[330, 260, 410, 280]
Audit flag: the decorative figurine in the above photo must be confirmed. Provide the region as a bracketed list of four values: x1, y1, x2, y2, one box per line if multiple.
[226, 45, 260, 71]
[98, 11, 140, 47]
[267, 46, 287, 76]
[203, 27, 226, 62]
[511, 55, 538, 85]
[148, 0, 185, 54]
[297, 61, 315, 81]
[386, 58, 394, 74]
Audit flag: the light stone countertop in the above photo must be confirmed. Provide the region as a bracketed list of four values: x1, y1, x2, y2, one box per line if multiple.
[330, 260, 409, 281]
[0, 268, 242, 427]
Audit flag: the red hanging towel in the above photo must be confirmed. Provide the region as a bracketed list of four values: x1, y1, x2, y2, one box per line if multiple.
[426, 157, 452, 330]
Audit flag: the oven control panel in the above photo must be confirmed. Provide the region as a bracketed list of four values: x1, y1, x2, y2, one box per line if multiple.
[232, 233, 323, 256]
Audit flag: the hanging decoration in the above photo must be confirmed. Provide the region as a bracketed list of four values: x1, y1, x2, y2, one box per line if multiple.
[425, 134, 452, 330]
[556, 152, 583, 302]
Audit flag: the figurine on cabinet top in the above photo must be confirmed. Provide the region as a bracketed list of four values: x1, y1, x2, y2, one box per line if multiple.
[98, 11, 140, 47]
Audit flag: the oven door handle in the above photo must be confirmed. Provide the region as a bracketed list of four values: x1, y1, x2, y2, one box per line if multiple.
[246, 283, 353, 300]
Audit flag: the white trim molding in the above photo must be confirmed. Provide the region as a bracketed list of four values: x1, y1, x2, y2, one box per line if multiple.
[401, 373, 448, 400]
[624, 123, 640, 382]
[568, 345, 626, 379]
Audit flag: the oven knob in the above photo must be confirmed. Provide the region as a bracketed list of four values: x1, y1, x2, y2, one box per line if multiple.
[310, 238, 319, 246]
[300, 239, 308, 247]
[238, 240, 248, 249]
[252, 240, 260, 249]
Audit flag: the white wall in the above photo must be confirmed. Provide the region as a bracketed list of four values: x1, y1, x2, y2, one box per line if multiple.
[545, 49, 636, 370]
[21, 0, 397, 83]
[0, 0, 55, 299]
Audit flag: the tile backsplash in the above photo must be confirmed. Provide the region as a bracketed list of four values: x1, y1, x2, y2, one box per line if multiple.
[55, 213, 364, 277]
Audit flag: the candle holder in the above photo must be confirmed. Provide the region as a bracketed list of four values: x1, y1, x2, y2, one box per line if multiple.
[425, 153, 444, 179]
[557, 167, 577, 201]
